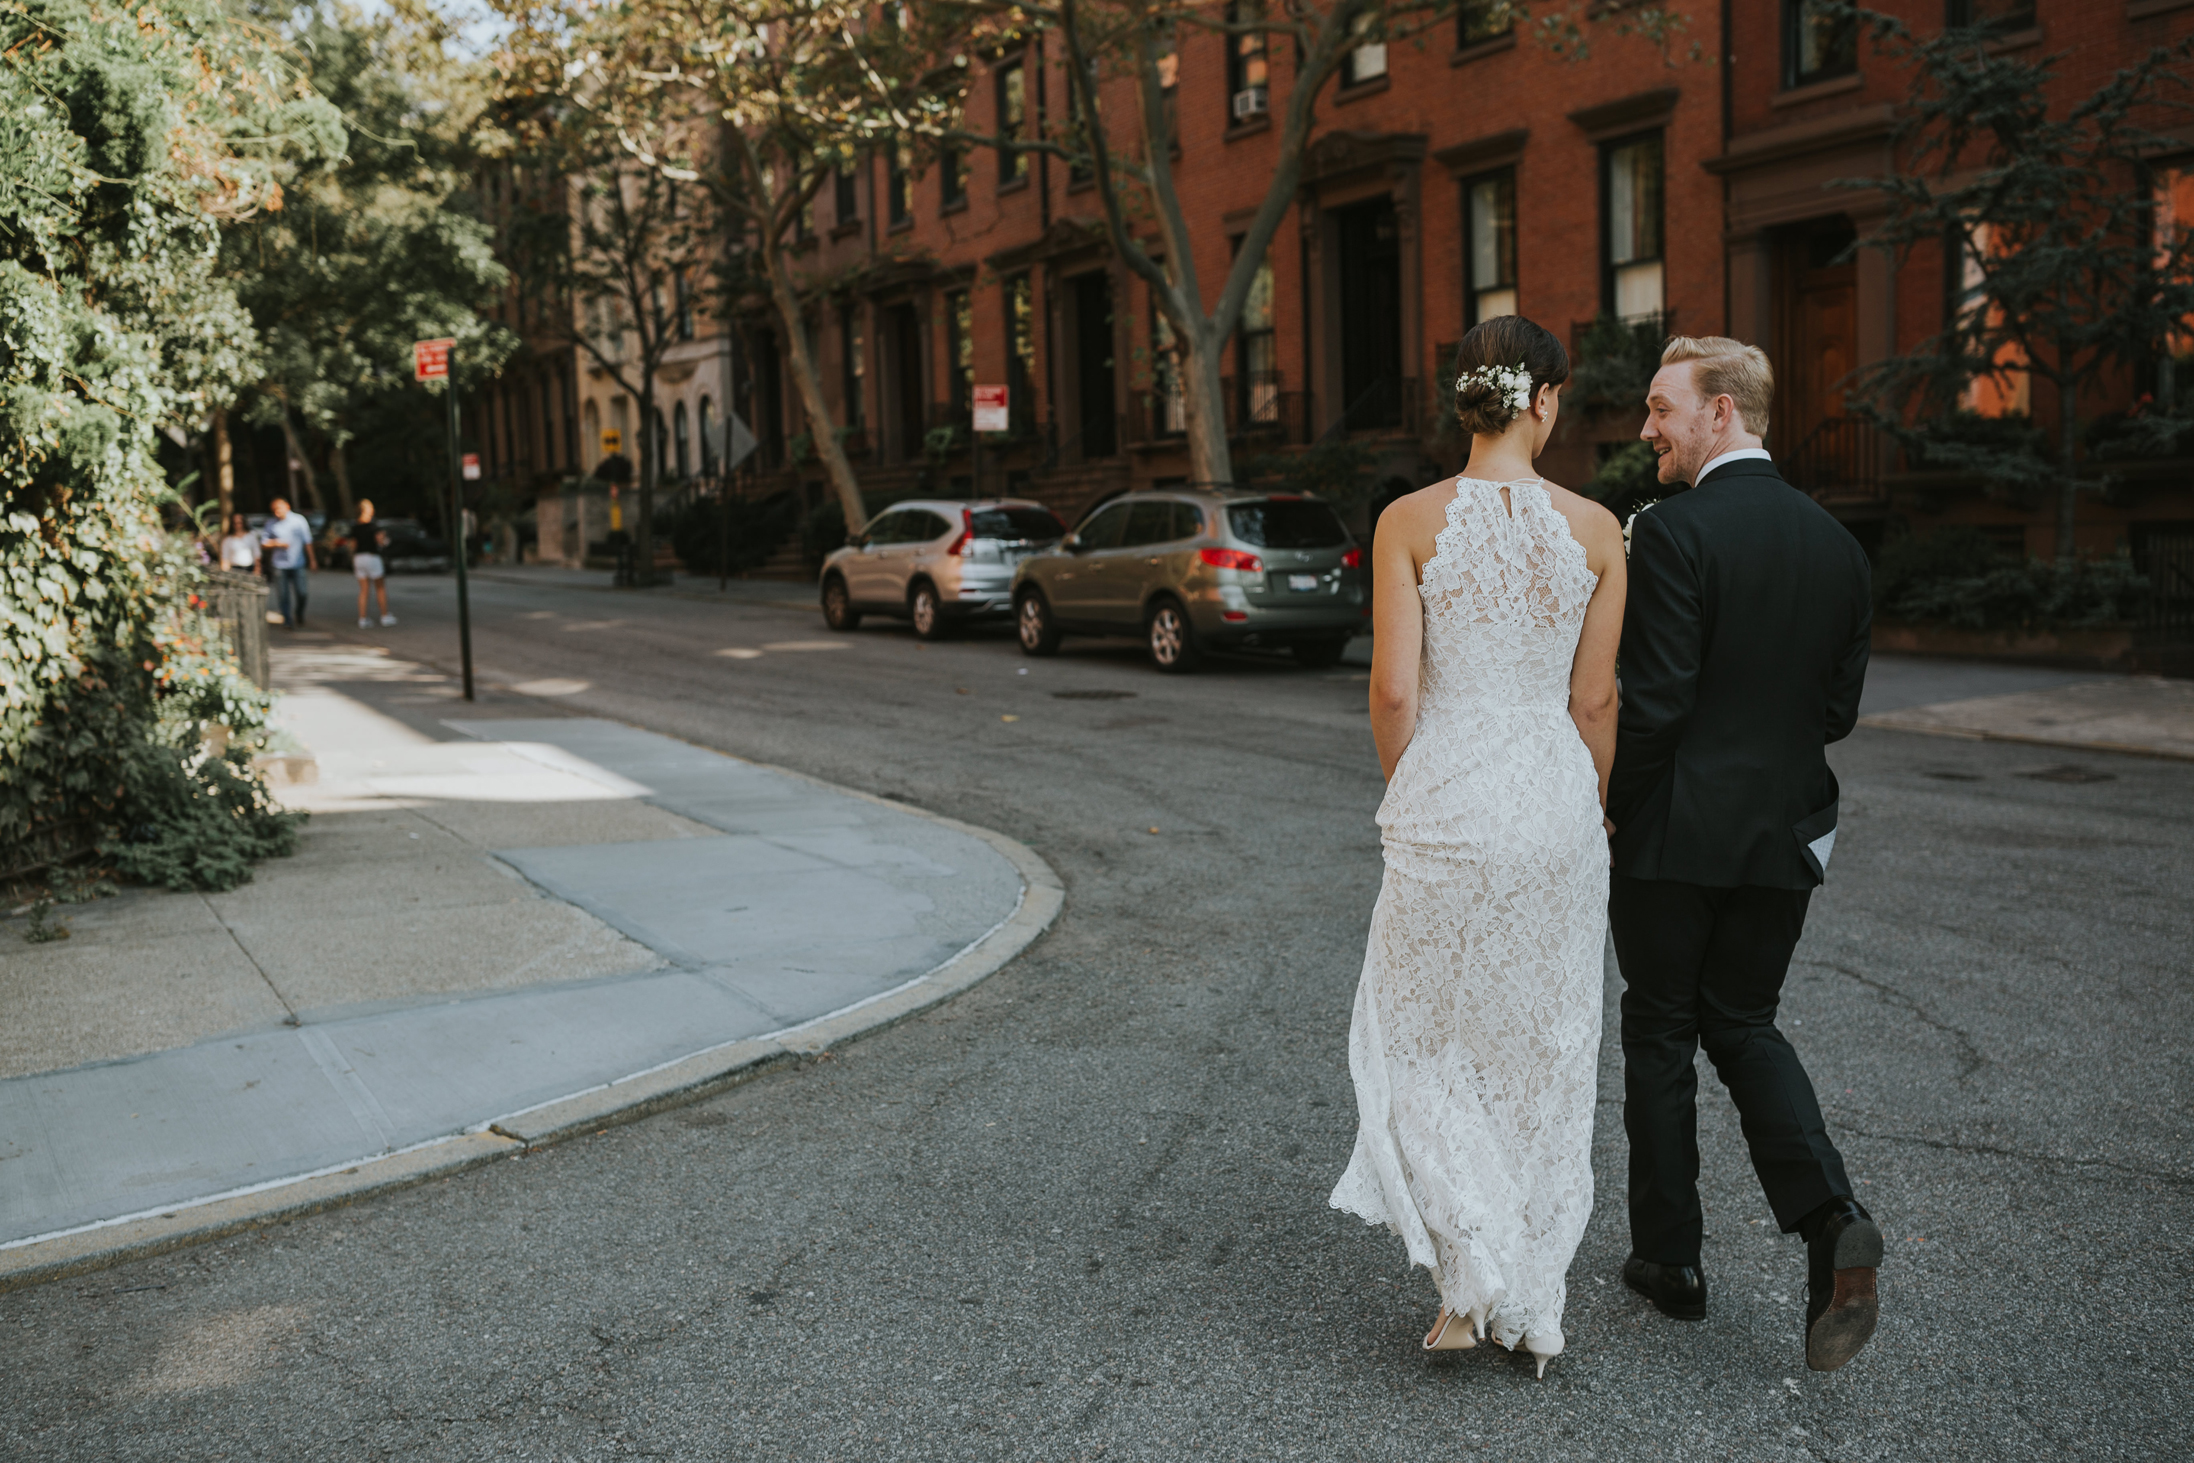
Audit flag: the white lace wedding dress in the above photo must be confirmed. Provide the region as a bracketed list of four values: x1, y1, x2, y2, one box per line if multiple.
[1329, 476, 1607, 1356]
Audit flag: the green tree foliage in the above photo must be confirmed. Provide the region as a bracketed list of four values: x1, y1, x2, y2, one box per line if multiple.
[1843, 11, 2194, 561]
[226, 1, 514, 522]
[2, 0, 334, 884]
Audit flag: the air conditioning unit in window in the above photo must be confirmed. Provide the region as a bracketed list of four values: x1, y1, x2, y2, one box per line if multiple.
[1232, 86, 1269, 121]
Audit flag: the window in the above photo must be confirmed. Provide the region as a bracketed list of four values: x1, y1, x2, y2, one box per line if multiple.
[1602, 134, 1664, 321]
[968, 505, 1067, 542]
[841, 305, 867, 429]
[541, 376, 557, 469]
[887, 145, 911, 226]
[1007, 274, 1036, 426]
[699, 396, 718, 475]
[1228, 499, 1349, 548]
[1947, 0, 2035, 30]
[1782, 0, 1856, 89]
[941, 147, 967, 211]
[1459, 0, 1510, 48]
[1123, 500, 1184, 547]
[1074, 500, 1132, 549]
[947, 288, 973, 417]
[997, 59, 1028, 186]
[1155, 42, 1180, 151]
[673, 401, 690, 478]
[674, 269, 694, 341]
[1342, 13, 1387, 86]
[834, 165, 858, 227]
[2154, 160, 2194, 377]
[1233, 241, 1277, 425]
[1464, 168, 1518, 325]
[1953, 222, 2031, 418]
[1226, 3, 1268, 126]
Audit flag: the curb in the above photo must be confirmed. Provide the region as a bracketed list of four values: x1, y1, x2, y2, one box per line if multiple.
[1856, 715, 2194, 763]
[0, 792, 1063, 1296]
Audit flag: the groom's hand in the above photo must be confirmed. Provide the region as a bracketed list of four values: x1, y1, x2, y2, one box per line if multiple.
[1603, 816, 1616, 839]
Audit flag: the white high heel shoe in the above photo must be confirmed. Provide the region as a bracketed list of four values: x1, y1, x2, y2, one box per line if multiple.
[1521, 1326, 1564, 1379]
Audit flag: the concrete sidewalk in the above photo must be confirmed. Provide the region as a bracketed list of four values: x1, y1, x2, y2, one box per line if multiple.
[0, 642, 1059, 1288]
[1859, 657, 2194, 761]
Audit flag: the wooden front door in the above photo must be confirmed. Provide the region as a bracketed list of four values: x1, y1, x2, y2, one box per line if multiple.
[1776, 216, 1858, 460]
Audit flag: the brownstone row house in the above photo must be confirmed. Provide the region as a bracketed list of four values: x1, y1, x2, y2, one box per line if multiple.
[482, 0, 2194, 596]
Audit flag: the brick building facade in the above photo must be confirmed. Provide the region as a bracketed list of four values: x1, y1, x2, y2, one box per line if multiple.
[495, 1, 2192, 589]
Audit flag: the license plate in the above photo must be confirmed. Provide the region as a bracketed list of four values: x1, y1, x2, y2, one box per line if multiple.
[1288, 573, 1319, 592]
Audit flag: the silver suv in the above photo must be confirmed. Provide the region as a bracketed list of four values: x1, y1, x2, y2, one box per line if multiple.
[820, 498, 1067, 639]
[1011, 490, 1366, 671]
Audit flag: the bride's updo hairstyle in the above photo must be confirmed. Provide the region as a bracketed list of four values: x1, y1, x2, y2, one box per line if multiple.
[1451, 315, 1570, 437]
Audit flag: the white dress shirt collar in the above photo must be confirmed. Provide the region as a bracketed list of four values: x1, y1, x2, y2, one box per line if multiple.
[1696, 447, 1773, 484]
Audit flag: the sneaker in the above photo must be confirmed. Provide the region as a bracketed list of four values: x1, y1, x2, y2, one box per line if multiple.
[380, 614, 398, 626]
[359, 617, 372, 627]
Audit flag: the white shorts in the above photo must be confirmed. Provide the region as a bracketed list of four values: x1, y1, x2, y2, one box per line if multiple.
[353, 553, 385, 580]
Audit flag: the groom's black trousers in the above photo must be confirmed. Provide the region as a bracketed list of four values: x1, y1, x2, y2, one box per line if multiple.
[1608, 876, 1853, 1266]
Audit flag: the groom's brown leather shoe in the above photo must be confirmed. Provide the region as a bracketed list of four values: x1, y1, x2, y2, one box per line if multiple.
[1802, 1197, 1883, 1371]
[1622, 1256, 1707, 1321]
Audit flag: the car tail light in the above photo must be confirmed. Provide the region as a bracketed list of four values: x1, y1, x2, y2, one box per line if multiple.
[945, 509, 974, 556]
[1222, 610, 1249, 622]
[1340, 547, 1363, 569]
[1200, 546, 1264, 573]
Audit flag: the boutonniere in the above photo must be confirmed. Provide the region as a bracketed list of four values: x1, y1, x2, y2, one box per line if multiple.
[1622, 499, 1661, 560]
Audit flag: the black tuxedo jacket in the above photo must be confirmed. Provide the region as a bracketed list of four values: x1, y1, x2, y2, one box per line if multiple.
[1607, 456, 1871, 890]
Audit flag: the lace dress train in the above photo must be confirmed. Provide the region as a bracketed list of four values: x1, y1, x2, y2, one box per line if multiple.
[1328, 477, 1607, 1354]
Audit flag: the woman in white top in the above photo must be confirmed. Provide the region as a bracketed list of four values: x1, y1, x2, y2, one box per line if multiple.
[217, 513, 258, 572]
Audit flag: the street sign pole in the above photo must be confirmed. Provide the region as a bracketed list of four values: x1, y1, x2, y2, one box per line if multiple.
[445, 347, 475, 701]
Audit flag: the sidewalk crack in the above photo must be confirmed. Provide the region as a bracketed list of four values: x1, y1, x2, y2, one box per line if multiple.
[199, 893, 299, 1026]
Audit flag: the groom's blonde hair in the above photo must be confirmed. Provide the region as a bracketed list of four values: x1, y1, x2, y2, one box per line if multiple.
[1661, 335, 1774, 439]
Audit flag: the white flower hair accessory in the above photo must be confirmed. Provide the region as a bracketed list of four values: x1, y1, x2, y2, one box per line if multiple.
[1455, 361, 1535, 419]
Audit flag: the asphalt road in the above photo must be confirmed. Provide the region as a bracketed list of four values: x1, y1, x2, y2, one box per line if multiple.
[4, 571, 2188, 1462]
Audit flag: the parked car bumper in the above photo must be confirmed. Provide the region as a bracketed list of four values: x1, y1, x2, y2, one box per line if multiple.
[1188, 588, 1367, 644]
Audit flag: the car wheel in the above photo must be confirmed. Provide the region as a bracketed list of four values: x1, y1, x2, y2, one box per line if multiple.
[1293, 636, 1349, 669]
[821, 575, 862, 631]
[1016, 590, 1061, 656]
[1147, 598, 1202, 673]
[909, 581, 950, 640]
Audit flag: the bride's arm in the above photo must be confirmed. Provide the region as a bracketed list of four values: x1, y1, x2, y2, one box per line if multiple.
[1370, 499, 1428, 781]
[1565, 504, 1627, 821]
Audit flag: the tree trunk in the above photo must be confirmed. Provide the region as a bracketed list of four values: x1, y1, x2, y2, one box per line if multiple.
[2057, 377, 2079, 565]
[1179, 330, 1234, 489]
[278, 409, 326, 515]
[328, 440, 357, 518]
[210, 408, 235, 530]
[636, 379, 659, 585]
[764, 243, 866, 534]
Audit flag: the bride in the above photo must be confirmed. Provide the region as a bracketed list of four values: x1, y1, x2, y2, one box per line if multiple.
[1329, 315, 1627, 1376]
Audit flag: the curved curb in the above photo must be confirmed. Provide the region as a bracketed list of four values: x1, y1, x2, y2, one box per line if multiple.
[0, 799, 1063, 1297]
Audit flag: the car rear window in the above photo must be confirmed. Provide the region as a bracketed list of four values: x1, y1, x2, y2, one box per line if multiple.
[1227, 499, 1349, 549]
[970, 507, 1065, 542]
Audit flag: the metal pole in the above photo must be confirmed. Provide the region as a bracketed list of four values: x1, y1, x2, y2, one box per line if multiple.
[447, 349, 476, 701]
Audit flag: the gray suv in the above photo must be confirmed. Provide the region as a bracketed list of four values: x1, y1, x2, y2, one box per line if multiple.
[820, 498, 1067, 639]
[1011, 491, 1366, 671]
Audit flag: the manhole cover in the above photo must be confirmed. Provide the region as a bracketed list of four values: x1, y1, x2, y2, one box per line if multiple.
[1051, 689, 1138, 701]
[1924, 771, 1982, 782]
[2021, 765, 2116, 784]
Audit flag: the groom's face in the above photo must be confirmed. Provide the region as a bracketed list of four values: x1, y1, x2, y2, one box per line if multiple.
[1640, 365, 1715, 486]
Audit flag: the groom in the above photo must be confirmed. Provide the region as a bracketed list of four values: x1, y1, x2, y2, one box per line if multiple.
[1605, 336, 1882, 1372]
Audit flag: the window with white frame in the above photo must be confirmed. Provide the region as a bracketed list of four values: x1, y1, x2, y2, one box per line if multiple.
[1603, 133, 1664, 321]
[1465, 168, 1518, 325]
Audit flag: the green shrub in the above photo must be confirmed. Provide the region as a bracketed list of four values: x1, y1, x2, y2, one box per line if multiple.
[1875, 529, 2149, 631]
[1567, 313, 1668, 419]
[1584, 440, 1661, 507]
[1241, 438, 1379, 508]
[106, 742, 303, 892]
[665, 493, 799, 576]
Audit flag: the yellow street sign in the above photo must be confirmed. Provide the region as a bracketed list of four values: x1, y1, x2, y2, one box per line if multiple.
[601, 429, 622, 453]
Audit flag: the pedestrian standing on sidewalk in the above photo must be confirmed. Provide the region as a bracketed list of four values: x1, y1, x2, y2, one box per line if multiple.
[353, 499, 395, 627]
[262, 497, 315, 627]
[217, 512, 259, 572]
